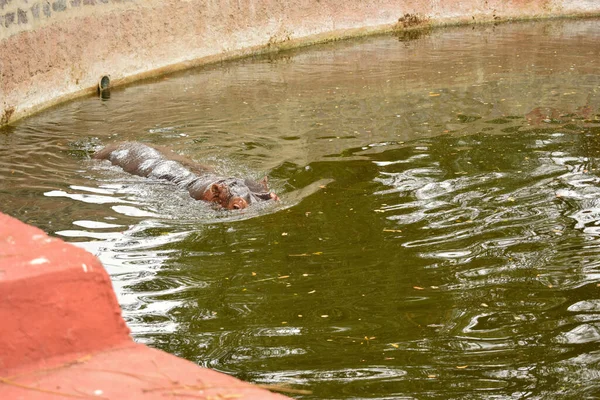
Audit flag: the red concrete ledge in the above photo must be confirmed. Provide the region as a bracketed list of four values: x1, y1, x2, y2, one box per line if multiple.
[0, 213, 292, 399]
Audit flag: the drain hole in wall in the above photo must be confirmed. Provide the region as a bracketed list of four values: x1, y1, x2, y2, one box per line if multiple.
[98, 76, 110, 91]
[98, 76, 111, 99]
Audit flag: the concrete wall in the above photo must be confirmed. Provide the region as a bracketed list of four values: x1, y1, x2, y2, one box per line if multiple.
[0, 212, 290, 399]
[1, 0, 599, 126]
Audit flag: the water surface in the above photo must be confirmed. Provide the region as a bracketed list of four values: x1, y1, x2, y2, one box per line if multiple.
[1, 19, 600, 399]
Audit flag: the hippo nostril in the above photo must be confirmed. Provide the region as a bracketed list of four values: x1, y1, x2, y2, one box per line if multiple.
[230, 197, 248, 210]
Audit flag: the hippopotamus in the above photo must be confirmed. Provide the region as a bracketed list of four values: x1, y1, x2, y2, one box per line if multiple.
[94, 142, 278, 210]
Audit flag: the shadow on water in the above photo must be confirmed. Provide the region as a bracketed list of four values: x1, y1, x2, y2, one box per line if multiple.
[1, 18, 600, 399]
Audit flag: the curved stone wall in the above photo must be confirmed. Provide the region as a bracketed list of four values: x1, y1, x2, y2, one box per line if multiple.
[1, 0, 599, 126]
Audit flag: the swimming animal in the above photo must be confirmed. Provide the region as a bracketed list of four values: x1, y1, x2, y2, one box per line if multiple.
[94, 142, 278, 210]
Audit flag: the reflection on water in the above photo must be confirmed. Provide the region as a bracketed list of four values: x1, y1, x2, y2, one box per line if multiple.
[1, 19, 600, 399]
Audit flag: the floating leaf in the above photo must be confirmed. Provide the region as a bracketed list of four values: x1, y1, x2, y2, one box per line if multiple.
[413, 286, 425, 290]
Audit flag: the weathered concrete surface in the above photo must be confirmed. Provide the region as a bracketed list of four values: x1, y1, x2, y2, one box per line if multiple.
[0, 344, 292, 399]
[0, 212, 131, 372]
[1, 0, 599, 126]
[0, 212, 291, 399]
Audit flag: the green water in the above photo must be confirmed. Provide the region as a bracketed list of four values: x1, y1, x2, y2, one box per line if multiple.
[2, 19, 600, 399]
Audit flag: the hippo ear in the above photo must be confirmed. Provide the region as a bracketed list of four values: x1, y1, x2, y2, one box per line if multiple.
[210, 183, 223, 197]
[259, 176, 269, 191]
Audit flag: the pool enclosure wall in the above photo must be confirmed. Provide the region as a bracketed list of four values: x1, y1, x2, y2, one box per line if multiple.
[1, 0, 599, 126]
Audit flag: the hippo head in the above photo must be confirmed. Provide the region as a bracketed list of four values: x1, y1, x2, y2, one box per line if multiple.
[193, 177, 278, 210]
